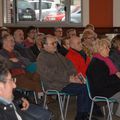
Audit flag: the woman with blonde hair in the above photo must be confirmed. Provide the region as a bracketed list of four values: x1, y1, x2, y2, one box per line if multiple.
[82, 29, 97, 58]
[86, 38, 120, 117]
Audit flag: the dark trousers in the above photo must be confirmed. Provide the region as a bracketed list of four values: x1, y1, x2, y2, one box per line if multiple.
[23, 104, 52, 120]
[62, 83, 91, 114]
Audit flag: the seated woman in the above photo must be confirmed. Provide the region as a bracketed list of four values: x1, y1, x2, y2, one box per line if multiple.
[110, 34, 120, 71]
[58, 36, 70, 56]
[86, 38, 120, 117]
[0, 34, 41, 93]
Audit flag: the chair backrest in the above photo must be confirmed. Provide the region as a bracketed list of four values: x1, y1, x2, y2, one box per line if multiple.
[85, 77, 93, 100]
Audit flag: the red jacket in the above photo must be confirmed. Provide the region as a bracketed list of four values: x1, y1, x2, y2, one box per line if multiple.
[66, 48, 90, 77]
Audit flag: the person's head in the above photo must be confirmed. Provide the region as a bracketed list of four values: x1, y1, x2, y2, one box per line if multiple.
[93, 38, 111, 57]
[85, 24, 95, 31]
[61, 37, 70, 50]
[66, 29, 77, 38]
[41, 35, 57, 53]
[36, 32, 45, 49]
[82, 29, 97, 47]
[69, 36, 82, 51]
[0, 27, 10, 38]
[54, 27, 63, 39]
[27, 26, 36, 39]
[2, 34, 15, 52]
[111, 34, 120, 51]
[14, 29, 24, 43]
[0, 63, 16, 102]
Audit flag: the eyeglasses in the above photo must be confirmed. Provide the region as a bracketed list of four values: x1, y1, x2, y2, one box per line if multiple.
[3, 78, 16, 84]
[56, 30, 63, 32]
[48, 41, 57, 46]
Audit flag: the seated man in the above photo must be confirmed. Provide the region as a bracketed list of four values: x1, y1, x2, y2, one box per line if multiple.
[37, 35, 91, 120]
[0, 62, 52, 120]
[14, 29, 36, 62]
[0, 34, 40, 92]
[66, 36, 90, 77]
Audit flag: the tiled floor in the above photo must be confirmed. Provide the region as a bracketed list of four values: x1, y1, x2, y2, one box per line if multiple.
[47, 97, 120, 120]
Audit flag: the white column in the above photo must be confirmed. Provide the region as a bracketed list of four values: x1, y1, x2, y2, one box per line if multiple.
[113, 0, 120, 27]
[82, 0, 89, 26]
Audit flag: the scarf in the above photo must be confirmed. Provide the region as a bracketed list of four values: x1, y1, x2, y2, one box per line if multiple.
[93, 53, 118, 75]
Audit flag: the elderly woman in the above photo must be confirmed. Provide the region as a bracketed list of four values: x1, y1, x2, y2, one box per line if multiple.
[110, 34, 120, 71]
[82, 29, 97, 58]
[86, 38, 120, 117]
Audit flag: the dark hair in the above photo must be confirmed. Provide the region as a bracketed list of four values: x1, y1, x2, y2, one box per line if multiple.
[111, 34, 120, 49]
[0, 62, 9, 83]
[54, 27, 62, 32]
[61, 37, 70, 46]
[27, 26, 36, 34]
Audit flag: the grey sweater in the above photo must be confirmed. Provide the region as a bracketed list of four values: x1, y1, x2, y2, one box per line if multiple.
[37, 50, 77, 90]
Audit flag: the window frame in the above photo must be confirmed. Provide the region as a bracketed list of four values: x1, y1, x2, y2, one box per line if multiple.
[3, 0, 83, 27]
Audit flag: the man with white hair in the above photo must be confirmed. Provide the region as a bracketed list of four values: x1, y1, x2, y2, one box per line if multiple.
[37, 35, 91, 120]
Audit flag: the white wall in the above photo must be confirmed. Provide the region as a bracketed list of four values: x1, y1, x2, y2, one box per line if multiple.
[113, 0, 120, 27]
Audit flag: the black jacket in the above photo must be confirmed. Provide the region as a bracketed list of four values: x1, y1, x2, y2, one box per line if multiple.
[86, 57, 120, 98]
[0, 103, 25, 120]
[110, 48, 120, 71]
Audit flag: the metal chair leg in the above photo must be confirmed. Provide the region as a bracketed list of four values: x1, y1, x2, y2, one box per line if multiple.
[44, 94, 48, 109]
[64, 95, 70, 119]
[33, 91, 38, 104]
[89, 101, 94, 120]
[107, 101, 112, 120]
[58, 94, 65, 120]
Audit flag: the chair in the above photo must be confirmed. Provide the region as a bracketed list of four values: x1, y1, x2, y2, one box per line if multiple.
[15, 88, 38, 104]
[85, 77, 117, 120]
[41, 79, 70, 120]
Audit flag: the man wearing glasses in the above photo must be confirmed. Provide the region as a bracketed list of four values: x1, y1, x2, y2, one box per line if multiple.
[37, 35, 91, 120]
[0, 63, 52, 120]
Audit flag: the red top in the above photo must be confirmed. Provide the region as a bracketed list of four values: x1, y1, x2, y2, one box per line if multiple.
[24, 38, 34, 48]
[66, 48, 90, 77]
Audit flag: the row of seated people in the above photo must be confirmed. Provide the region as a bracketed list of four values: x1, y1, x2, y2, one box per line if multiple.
[0, 25, 95, 94]
[0, 25, 120, 119]
[36, 32, 120, 120]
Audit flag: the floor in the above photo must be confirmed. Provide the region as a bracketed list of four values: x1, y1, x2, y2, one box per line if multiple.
[46, 97, 120, 120]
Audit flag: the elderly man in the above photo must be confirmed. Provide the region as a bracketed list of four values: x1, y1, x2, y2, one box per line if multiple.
[14, 29, 36, 62]
[0, 34, 40, 92]
[0, 62, 52, 120]
[66, 36, 90, 77]
[37, 35, 91, 120]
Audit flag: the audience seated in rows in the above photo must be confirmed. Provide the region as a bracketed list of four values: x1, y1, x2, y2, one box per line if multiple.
[86, 38, 120, 117]
[0, 34, 41, 92]
[37, 35, 91, 120]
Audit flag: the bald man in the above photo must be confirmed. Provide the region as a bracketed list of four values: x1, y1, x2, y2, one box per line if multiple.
[66, 36, 90, 77]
